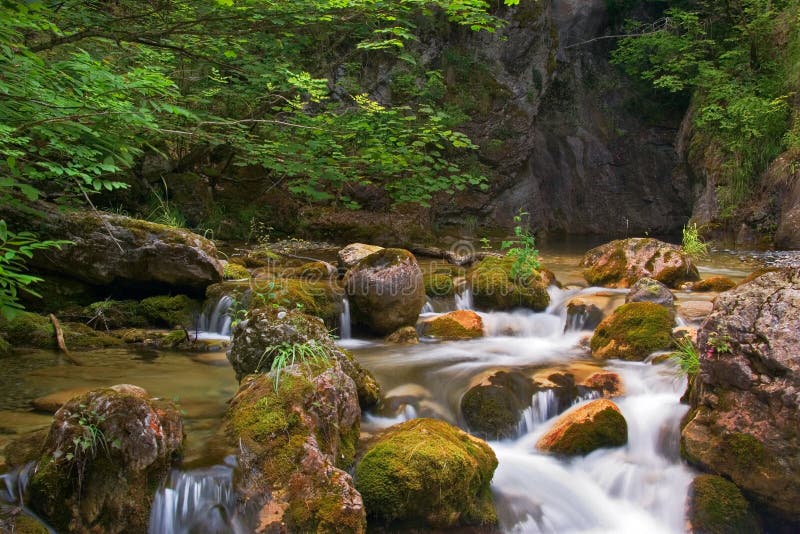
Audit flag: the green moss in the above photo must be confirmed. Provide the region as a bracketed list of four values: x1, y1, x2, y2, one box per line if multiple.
[468, 256, 550, 311]
[425, 316, 482, 340]
[590, 302, 674, 360]
[0, 312, 56, 349]
[138, 295, 200, 328]
[512, 0, 546, 25]
[546, 407, 628, 455]
[223, 263, 250, 280]
[725, 433, 766, 470]
[355, 418, 498, 529]
[0, 335, 12, 357]
[583, 243, 628, 286]
[160, 329, 188, 348]
[689, 475, 760, 534]
[461, 386, 519, 440]
[12, 515, 49, 534]
[82, 299, 149, 329]
[423, 272, 455, 297]
[61, 322, 123, 348]
[248, 277, 340, 324]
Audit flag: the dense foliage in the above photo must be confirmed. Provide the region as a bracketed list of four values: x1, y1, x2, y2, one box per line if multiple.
[612, 0, 800, 210]
[0, 0, 522, 315]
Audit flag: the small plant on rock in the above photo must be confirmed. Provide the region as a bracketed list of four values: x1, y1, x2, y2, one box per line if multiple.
[501, 210, 540, 281]
[258, 340, 332, 390]
[672, 335, 700, 375]
[682, 223, 709, 258]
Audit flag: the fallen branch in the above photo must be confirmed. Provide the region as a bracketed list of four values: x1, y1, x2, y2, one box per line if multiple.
[410, 245, 501, 266]
[49, 314, 84, 366]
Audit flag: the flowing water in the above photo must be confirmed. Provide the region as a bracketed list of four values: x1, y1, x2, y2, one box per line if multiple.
[0, 245, 761, 532]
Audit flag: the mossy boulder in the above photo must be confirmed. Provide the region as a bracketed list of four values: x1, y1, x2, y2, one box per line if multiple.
[0, 508, 49, 534]
[689, 276, 737, 292]
[344, 248, 426, 335]
[580, 238, 699, 288]
[281, 261, 337, 280]
[355, 418, 498, 529]
[460, 371, 536, 439]
[385, 326, 419, 344]
[590, 302, 674, 361]
[688, 475, 761, 534]
[0, 311, 122, 349]
[226, 365, 365, 533]
[565, 298, 605, 331]
[16, 207, 223, 293]
[467, 255, 551, 311]
[625, 277, 675, 308]
[420, 310, 484, 340]
[28, 386, 183, 533]
[536, 399, 628, 456]
[138, 294, 200, 328]
[229, 307, 379, 408]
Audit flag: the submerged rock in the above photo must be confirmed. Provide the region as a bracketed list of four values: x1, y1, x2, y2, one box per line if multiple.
[337, 243, 383, 270]
[536, 399, 628, 456]
[687, 474, 761, 534]
[460, 371, 537, 439]
[565, 298, 605, 331]
[226, 365, 365, 533]
[344, 248, 426, 335]
[355, 418, 497, 529]
[625, 277, 675, 308]
[682, 269, 800, 526]
[28, 386, 183, 533]
[590, 302, 674, 361]
[229, 307, 380, 408]
[385, 326, 419, 344]
[580, 238, 699, 288]
[468, 255, 552, 311]
[420, 310, 484, 340]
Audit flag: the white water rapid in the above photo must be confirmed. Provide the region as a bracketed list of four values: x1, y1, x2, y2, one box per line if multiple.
[195, 295, 234, 339]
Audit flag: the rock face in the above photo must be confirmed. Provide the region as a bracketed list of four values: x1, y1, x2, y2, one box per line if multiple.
[229, 308, 380, 408]
[420, 310, 484, 339]
[468, 256, 551, 311]
[25, 209, 223, 294]
[28, 386, 183, 533]
[687, 475, 761, 534]
[337, 243, 383, 270]
[226, 365, 365, 533]
[460, 371, 536, 440]
[355, 418, 498, 529]
[681, 269, 800, 526]
[536, 399, 628, 456]
[626, 277, 675, 307]
[344, 248, 426, 335]
[590, 302, 674, 361]
[581, 238, 699, 288]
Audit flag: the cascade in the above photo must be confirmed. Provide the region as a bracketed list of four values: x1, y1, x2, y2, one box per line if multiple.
[195, 295, 234, 338]
[339, 296, 351, 339]
[454, 286, 473, 310]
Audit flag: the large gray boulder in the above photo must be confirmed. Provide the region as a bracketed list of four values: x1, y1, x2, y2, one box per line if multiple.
[682, 269, 800, 527]
[344, 248, 426, 335]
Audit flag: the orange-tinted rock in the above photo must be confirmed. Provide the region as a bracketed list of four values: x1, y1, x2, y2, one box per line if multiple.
[536, 399, 627, 456]
[579, 371, 624, 397]
[421, 310, 484, 340]
[689, 276, 736, 292]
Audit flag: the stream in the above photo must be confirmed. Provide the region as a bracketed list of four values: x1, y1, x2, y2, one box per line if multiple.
[0, 246, 759, 533]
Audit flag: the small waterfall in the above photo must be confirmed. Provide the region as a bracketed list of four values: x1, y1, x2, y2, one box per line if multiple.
[455, 287, 473, 310]
[1, 462, 34, 505]
[420, 299, 435, 314]
[517, 390, 559, 435]
[196, 295, 234, 337]
[149, 464, 247, 534]
[339, 296, 351, 339]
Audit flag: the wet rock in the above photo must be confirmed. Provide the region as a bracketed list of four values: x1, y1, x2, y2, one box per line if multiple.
[423, 270, 457, 298]
[19, 208, 222, 294]
[28, 386, 183, 533]
[385, 326, 419, 344]
[355, 418, 497, 529]
[580, 238, 699, 288]
[281, 260, 337, 280]
[460, 371, 537, 439]
[3, 429, 48, 469]
[222, 261, 251, 280]
[687, 475, 761, 534]
[681, 269, 800, 526]
[688, 276, 737, 292]
[590, 302, 674, 361]
[0, 508, 49, 534]
[229, 307, 379, 408]
[344, 248, 426, 335]
[226, 365, 365, 533]
[677, 300, 714, 324]
[337, 243, 383, 270]
[468, 256, 552, 311]
[420, 310, 484, 340]
[625, 277, 675, 308]
[536, 399, 628, 456]
[579, 371, 624, 398]
[31, 387, 95, 413]
[565, 298, 605, 331]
